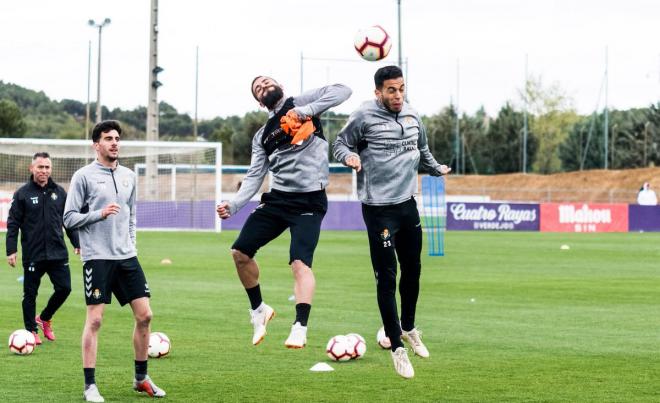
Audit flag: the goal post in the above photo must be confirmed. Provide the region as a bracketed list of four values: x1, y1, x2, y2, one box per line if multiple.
[0, 138, 223, 232]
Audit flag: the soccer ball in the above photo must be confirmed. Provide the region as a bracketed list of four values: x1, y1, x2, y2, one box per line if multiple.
[325, 335, 352, 362]
[376, 327, 391, 349]
[345, 333, 367, 359]
[8, 329, 36, 355]
[354, 25, 392, 61]
[148, 332, 171, 358]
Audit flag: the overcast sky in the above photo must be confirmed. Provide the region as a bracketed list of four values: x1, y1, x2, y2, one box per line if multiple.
[1, 0, 658, 120]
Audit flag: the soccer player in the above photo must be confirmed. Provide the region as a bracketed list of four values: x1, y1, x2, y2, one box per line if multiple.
[6, 152, 80, 345]
[333, 65, 451, 378]
[216, 76, 351, 348]
[64, 120, 165, 402]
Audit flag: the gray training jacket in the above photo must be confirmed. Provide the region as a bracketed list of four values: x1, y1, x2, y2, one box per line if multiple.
[63, 161, 137, 262]
[228, 84, 352, 215]
[333, 99, 444, 206]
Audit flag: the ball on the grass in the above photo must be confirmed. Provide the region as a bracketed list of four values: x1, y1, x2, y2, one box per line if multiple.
[326, 335, 352, 362]
[148, 332, 171, 358]
[345, 333, 367, 359]
[8, 329, 36, 355]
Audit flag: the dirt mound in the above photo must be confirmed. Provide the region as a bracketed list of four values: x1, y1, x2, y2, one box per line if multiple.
[445, 167, 660, 203]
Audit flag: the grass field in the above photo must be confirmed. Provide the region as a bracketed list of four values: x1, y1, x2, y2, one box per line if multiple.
[0, 230, 658, 402]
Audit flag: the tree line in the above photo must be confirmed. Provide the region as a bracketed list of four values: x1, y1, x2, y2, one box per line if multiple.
[1, 79, 658, 173]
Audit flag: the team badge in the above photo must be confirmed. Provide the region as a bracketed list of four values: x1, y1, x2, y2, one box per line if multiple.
[93, 289, 101, 299]
[51, 193, 58, 201]
[380, 228, 390, 241]
[380, 228, 392, 248]
[404, 116, 414, 125]
[123, 179, 130, 188]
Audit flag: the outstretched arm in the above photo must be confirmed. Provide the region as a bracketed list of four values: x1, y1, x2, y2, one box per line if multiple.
[293, 84, 352, 118]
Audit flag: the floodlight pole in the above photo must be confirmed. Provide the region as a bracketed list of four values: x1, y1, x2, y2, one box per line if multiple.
[644, 121, 650, 167]
[88, 18, 111, 123]
[522, 53, 528, 174]
[397, 0, 402, 69]
[604, 46, 609, 170]
[455, 59, 461, 175]
[193, 45, 199, 141]
[300, 52, 304, 93]
[146, 0, 160, 200]
[85, 40, 91, 139]
[146, 0, 160, 143]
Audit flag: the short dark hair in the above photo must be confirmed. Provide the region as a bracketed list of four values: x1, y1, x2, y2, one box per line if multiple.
[91, 120, 122, 143]
[374, 65, 403, 89]
[32, 152, 50, 160]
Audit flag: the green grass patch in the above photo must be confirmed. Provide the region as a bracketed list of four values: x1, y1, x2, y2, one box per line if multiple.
[0, 231, 658, 402]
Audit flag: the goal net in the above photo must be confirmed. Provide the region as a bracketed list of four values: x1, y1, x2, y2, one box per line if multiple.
[0, 138, 222, 232]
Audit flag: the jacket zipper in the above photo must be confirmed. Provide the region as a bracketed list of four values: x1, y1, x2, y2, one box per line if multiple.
[394, 112, 404, 136]
[110, 168, 119, 194]
[42, 187, 47, 259]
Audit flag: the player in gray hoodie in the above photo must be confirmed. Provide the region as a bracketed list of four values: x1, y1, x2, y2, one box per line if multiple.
[217, 76, 351, 349]
[333, 66, 450, 378]
[64, 120, 165, 402]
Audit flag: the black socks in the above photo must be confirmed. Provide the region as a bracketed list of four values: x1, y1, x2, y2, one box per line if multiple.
[135, 360, 148, 381]
[83, 368, 95, 386]
[294, 303, 311, 326]
[246, 284, 263, 310]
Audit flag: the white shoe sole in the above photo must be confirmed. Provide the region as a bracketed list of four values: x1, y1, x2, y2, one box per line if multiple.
[284, 341, 306, 349]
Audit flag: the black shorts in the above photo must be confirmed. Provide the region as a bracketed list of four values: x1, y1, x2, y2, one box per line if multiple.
[83, 257, 151, 306]
[232, 189, 327, 268]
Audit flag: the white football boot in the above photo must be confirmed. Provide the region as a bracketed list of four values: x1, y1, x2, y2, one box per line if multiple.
[284, 322, 307, 349]
[83, 384, 105, 403]
[391, 347, 415, 379]
[401, 328, 430, 358]
[249, 303, 275, 345]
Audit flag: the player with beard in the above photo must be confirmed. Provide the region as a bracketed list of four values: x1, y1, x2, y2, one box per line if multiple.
[64, 120, 165, 402]
[333, 66, 451, 378]
[216, 77, 351, 349]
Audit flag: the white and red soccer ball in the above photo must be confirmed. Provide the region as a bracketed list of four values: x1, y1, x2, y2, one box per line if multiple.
[8, 329, 36, 355]
[345, 333, 367, 359]
[326, 335, 352, 361]
[148, 332, 171, 358]
[354, 25, 392, 61]
[326, 333, 367, 361]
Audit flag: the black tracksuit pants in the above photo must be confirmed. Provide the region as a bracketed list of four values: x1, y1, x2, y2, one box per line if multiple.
[22, 259, 71, 332]
[362, 197, 423, 350]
